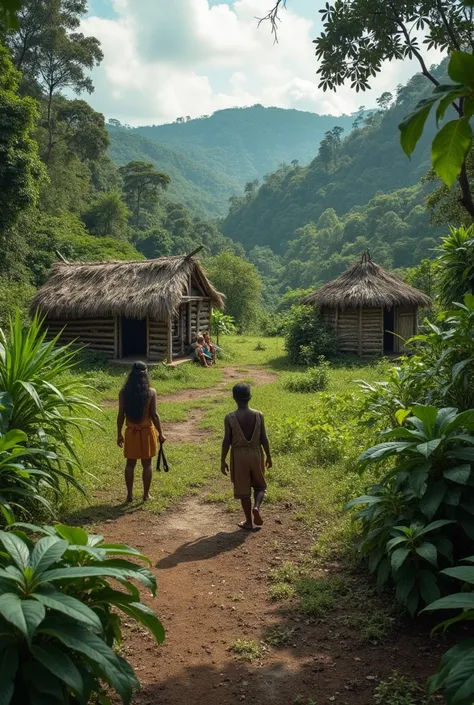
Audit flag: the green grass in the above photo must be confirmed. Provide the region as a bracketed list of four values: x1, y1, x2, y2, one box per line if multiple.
[265, 625, 295, 647]
[60, 336, 389, 541]
[228, 638, 261, 662]
[374, 672, 427, 705]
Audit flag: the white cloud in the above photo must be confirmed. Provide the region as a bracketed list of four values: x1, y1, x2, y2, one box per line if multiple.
[80, 0, 443, 125]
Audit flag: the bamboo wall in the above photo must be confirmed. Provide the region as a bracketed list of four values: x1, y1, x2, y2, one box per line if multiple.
[148, 297, 212, 361]
[148, 319, 168, 361]
[321, 306, 383, 357]
[44, 318, 116, 357]
[321, 304, 417, 357]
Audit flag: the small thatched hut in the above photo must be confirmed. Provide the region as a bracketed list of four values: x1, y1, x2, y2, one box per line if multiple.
[302, 253, 431, 357]
[32, 253, 224, 362]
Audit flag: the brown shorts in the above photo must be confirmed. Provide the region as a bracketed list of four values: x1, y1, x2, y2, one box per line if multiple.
[231, 449, 267, 499]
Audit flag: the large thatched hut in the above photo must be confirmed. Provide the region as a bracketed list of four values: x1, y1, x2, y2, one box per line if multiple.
[302, 253, 431, 357]
[32, 253, 224, 362]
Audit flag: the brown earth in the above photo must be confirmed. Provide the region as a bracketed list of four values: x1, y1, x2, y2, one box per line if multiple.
[97, 366, 454, 705]
[104, 498, 453, 705]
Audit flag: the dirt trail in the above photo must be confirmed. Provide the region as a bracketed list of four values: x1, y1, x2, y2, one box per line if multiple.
[98, 366, 448, 704]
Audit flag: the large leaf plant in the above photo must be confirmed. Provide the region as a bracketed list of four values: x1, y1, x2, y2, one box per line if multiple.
[0, 523, 164, 705]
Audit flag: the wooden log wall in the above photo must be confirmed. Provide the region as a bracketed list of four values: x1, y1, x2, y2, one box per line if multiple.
[360, 308, 384, 357]
[148, 319, 168, 361]
[321, 306, 383, 357]
[44, 318, 116, 357]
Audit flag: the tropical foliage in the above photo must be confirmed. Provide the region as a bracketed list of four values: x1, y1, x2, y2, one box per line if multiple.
[0, 523, 164, 704]
[284, 305, 337, 365]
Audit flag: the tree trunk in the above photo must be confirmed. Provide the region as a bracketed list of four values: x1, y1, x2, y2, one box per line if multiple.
[45, 87, 54, 162]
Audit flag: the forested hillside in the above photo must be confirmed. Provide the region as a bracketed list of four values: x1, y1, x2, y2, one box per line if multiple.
[108, 106, 356, 216]
[219, 67, 455, 289]
[107, 127, 241, 218]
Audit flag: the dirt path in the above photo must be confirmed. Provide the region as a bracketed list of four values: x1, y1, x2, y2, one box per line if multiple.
[98, 366, 449, 704]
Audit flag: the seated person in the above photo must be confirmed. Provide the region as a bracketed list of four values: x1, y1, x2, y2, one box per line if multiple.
[197, 334, 213, 366]
[204, 331, 218, 362]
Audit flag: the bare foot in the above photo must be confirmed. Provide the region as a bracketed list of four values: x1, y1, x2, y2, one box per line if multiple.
[253, 507, 263, 526]
[238, 520, 253, 531]
[126, 495, 133, 504]
[142, 494, 153, 502]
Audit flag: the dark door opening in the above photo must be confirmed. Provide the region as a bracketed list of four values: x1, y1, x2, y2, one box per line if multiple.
[383, 308, 395, 354]
[121, 317, 147, 358]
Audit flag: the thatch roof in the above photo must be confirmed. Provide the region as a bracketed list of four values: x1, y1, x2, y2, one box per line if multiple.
[32, 255, 224, 320]
[302, 253, 431, 309]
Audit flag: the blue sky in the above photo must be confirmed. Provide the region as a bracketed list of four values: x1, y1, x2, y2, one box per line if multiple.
[80, 0, 441, 126]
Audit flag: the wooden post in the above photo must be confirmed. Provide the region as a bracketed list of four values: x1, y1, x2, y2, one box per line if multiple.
[334, 306, 339, 336]
[114, 317, 119, 359]
[187, 301, 192, 344]
[196, 299, 202, 335]
[381, 307, 385, 356]
[358, 306, 363, 357]
[188, 274, 192, 296]
[180, 306, 185, 355]
[118, 317, 123, 359]
[146, 315, 150, 360]
[167, 317, 173, 363]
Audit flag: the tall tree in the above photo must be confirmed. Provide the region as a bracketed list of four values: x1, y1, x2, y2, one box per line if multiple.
[206, 251, 263, 330]
[119, 161, 171, 228]
[82, 191, 130, 239]
[5, 0, 103, 159]
[0, 45, 44, 239]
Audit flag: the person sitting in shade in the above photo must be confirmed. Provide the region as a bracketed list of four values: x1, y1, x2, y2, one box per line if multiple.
[190, 334, 212, 367]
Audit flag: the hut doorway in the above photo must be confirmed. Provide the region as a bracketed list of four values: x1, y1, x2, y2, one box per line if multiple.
[383, 308, 395, 354]
[121, 317, 147, 358]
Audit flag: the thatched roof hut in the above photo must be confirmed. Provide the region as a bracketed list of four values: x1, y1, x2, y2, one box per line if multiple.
[303, 253, 431, 357]
[32, 254, 223, 362]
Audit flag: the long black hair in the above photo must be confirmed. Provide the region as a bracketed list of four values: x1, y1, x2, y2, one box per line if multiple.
[122, 361, 151, 422]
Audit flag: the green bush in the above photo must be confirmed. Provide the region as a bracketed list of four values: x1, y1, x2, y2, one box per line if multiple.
[284, 358, 330, 393]
[284, 305, 337, 365]
[0, 523, 164, 704]
[348, 405, 474, 614]
[0, 313, 100, 501]
[259, 312, 288, 337]
[0, 277, 35, 330]
[0, 394, 60, 525]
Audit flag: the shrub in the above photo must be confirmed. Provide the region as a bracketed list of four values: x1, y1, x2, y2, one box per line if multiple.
[348, 405, 474, 614]
[284, 358, 330, 393]
[0, 523, 164, 704]
[284, 305, 337, 365]
[0, 277, 35, 330]
[374, 672, 426, 705]
[0, 313, 100, 498]
[437, 225, 474, 309]
[260, 312, 288, 337]
[0, 394, 59, 525]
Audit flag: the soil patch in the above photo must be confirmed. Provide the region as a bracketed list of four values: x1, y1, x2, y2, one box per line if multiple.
[101, 497, 452, 705]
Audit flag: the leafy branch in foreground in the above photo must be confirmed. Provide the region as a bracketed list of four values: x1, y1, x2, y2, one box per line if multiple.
[0, 523, 164, 705]
[399, 51, 474, 216]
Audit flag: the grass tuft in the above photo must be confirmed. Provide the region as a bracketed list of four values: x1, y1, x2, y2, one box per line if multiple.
[229, 638, 261, 662]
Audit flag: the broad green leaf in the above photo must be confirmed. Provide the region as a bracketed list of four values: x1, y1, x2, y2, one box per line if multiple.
[420, 480, 446, 519]
[376, 558, 391, 589]
[416, 439, 441, 458]
[0, 429, 28, 451]
[359, 441, 414, 463]
[33, 591, 103, 632]
[345, 495, 382, 509]
[418, 519, 455, 536]
[0, 593, 28, 636]
[30, 537, 68, 574]
[448, 51, 474, 90]
[115, 602, 165, 644]
[408, 466, 428, 497]
[424, 593, 474, 611]
[395, 572, 415, 603]
[415, 542, 438, 566]
[448, 448, 474, 462]
[53, 524, 88, 546]
[432, 118, 473, 187]
[387, 536, 408, 551]
[445, 409, 474, 434]
[0, 530, 30, 570]
[412, 405, 439, 436]
[442, 566, 474, 584]
[391, 547, 410, 572]
[31, 644, 84, 696]
[22, 600, 45, 641]
[399, 104, 432, 157]
[445, 465, 471, 484]
[406, 587, 420, 616]
[419, 570, 441, 605]
[395, 408, 411, 426]
[445, 486, 463, 506]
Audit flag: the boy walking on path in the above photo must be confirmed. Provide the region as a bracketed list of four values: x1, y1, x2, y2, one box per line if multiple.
[221, 383, 272, 530]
